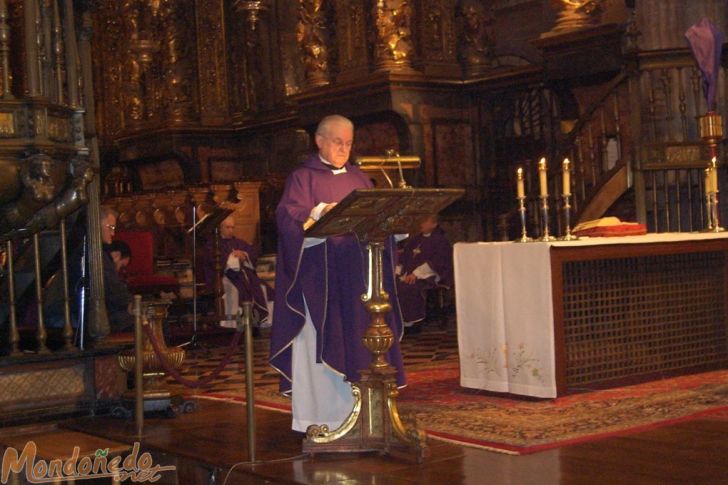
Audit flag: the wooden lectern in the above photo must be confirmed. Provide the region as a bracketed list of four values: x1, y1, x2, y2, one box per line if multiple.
[303, 187, 464, 462]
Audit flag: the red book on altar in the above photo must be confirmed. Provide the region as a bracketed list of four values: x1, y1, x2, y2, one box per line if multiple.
[573, 217, 648, 237]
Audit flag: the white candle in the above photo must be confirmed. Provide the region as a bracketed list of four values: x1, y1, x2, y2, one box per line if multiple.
[711, 157, 719, 193]
[517, 167, 525, 198]
[538, 158, 548, 197]
[705, 168, 713, 194]
[562, 158, 571, 196]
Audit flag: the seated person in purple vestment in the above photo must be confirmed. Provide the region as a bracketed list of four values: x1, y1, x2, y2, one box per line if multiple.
[269, 114, 406, 433]
[203, 215, 274, 327]
[396, 214, 453, 332]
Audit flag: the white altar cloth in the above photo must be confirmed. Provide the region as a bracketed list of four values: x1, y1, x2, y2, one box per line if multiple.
[454, 232, 728, 398]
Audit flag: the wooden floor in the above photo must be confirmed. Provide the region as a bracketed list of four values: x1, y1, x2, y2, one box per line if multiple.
[58, 398, 728, 484]
[4, 320, 728, 484]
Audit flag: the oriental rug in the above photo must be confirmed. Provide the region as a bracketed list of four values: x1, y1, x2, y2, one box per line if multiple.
[196, 362, 728, 455]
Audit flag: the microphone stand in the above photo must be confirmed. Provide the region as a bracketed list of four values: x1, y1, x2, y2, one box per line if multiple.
[180, 203, 208, 355]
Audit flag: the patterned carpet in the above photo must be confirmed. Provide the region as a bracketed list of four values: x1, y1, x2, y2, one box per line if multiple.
[165, 318, 458, 396]
[164, 320, 728, 454]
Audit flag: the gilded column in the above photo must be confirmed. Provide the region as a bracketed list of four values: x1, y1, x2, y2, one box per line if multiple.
[334, 0, 369, 82]
[371, 0, 415, 72]
[296, 0, 330, 88]
[196, 0, 230, 125]
[413, 0, 459, 77]
[456, 0, 493, 77]
[161, 0, 197, 123]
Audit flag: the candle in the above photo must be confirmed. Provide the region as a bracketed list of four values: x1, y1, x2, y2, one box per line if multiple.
[562, 158, 571, 196]
[538, 158, 548, 197]
[705, 168, 713, 194]
[516, 167, 525, 198]
[710, 157, 719, 193]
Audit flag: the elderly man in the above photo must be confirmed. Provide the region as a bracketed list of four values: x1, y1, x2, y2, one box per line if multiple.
[204, 215, 273, 327]
[99, 206, 134, 332]
[44, 206, 132, 332]
[270, 114, 406, 433]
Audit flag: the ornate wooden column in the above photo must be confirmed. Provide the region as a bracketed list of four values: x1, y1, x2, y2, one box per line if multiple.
[371, 0, 415, 72]
[455, 0, 494, 77]
[334, 0, 370, 82]
[296, 0, 330, 88]
[412, 0, 459, 77]
[196, 0, 230, 125]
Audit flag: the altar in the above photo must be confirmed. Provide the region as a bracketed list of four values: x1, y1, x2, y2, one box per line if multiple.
[454, 233, 728, 398]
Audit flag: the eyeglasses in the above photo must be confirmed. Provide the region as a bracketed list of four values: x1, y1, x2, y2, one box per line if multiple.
[326, 136, 353, 149]
[105, 224, 116, 231]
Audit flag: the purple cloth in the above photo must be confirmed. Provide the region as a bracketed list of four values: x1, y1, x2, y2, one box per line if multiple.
[204, 236, 272, 320]
[269, 153, 406, 394]
[396, 226, 453, 324]
[685, 18, 724, 110]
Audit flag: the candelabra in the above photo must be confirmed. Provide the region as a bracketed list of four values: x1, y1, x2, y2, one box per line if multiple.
[539, 195, 556, 241]
[706, 159, 725, 232]
[560, 193, 578, 240]
[516, 196, 532, 242]
[705, 167, 715, 231]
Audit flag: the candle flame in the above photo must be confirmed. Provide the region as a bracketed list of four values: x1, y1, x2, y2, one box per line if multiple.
[562, 158, 570, 170]
[517, 167, 523, 178]
[538, 157, 546, 170]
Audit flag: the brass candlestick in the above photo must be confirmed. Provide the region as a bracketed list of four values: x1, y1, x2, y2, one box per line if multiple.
[710, 191, 724, 232]
[539, 195, 556, 241]
[705, 159, 725, 232]
[704, 167, 715, 231]
[516, 196, 532, 242]
[705, 190, 714, 231]
[560, 194, 578, 240]
[699, 112, 723, 160]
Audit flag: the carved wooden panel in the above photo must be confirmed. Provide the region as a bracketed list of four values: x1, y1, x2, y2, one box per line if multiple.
[334, 0, 369, 81]
[196, 0, 230, 124]
[413, 0, 459, 75]
[433, 121, 475, 186]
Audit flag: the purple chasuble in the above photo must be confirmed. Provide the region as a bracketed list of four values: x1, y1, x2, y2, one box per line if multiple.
[203, 236, 272, 320]
[269, 153, 406, 394]
[396, 226, 453, 324]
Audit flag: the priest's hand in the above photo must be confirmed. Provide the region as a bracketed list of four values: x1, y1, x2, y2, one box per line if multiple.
[321, 202, 337, 216]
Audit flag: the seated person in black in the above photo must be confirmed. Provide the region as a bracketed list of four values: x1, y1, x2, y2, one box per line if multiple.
[99, 208, 133, 332]
[44, 206, 133, 333]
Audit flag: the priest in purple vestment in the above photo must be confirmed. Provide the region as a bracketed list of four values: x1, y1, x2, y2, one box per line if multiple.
[269, 114, 406, 433]
[203, 216, 274, 326]
[396, 215, 453, 330]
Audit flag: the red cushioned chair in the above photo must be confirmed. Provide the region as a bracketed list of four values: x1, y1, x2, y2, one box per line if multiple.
[114, 230, 179, 296]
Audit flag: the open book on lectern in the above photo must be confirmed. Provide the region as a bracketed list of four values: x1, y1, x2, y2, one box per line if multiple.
[305, 188, 465, 242]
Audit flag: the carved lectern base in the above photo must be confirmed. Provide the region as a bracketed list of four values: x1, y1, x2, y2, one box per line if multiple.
[302, 367, 428, 463]
[300, 188, 463, 463]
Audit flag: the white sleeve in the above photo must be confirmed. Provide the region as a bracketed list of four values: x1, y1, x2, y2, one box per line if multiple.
[226, 253, 240, 271]
[310, 202, 330, 221]
[303, 237, 326, 248]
